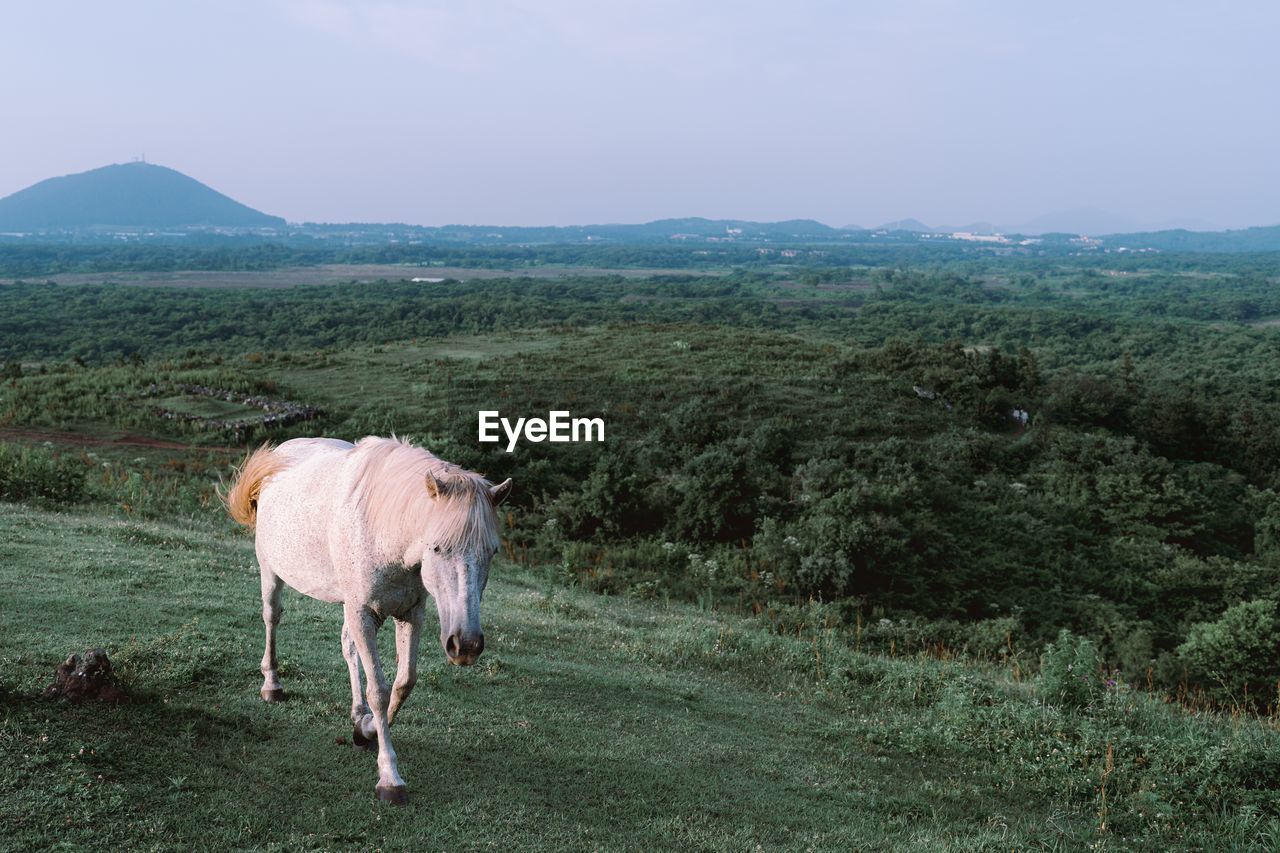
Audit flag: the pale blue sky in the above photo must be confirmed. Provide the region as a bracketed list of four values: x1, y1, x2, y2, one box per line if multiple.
[2, 1, 1276, 228]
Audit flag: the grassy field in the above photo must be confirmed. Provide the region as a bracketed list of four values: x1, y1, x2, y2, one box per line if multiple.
[2, 502, 1277, 850]
[153, 395, 261, 419]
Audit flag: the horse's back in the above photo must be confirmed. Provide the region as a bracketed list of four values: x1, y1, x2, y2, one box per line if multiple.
[275, 437, 355, 462]
[255, 438, 356, 602]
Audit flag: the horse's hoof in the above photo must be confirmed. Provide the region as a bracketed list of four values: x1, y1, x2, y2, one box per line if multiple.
[352, 725, 377, 751]
[260, 688, 285, 703]
[376, 784, 408, 805]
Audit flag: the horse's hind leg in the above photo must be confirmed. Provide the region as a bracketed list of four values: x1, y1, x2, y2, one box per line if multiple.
[259, 569, 285, 702]
[342, 622, 374, 749]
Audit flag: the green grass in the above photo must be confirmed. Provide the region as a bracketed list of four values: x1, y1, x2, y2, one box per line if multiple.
[153, 395, 260, 419]
[2, 503, 1277, 850]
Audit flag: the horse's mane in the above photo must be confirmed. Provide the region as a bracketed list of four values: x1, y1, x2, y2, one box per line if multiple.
[349, 436, 499, 555]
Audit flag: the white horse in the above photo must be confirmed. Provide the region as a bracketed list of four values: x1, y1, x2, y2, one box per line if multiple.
[222, 436, 512, 804]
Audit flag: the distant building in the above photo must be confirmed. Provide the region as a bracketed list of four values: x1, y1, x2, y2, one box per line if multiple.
[951, 231, 1009, 244]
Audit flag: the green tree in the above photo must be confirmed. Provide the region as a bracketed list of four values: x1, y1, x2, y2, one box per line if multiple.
[1178, 599, 1280, 708]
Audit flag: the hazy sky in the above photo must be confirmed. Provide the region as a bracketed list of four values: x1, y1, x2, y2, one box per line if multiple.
[2, 1, 1276, 228]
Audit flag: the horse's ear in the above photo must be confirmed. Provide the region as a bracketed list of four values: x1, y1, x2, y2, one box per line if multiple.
[425, 472, 441, 500]
[489, 478, 513, 506]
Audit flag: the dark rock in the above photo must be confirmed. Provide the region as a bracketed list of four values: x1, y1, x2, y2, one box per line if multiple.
[45, 648, 127, 703]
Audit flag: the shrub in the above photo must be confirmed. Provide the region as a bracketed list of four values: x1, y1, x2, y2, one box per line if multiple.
[954, 615, 1023, 660]
[764, 598, 845, 639]
[851, 614, 1023, 661]
[1039, 629, 1103, 709]
[0, 442, 86, 505]
[1177, 599, 1280, 708]
[671, 445, 757, 542]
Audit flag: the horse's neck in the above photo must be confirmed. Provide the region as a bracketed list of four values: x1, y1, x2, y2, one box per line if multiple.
[353, 518, 423, 570]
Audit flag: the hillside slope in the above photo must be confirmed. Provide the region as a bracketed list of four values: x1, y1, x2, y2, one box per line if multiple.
[0, 162, 285, 230]
[1, 503, 1276, 849]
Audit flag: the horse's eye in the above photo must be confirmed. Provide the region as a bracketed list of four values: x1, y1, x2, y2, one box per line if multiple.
[432, 546, 441, 554]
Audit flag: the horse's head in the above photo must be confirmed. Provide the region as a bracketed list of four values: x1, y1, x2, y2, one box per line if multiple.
[420, 472, 512, 666]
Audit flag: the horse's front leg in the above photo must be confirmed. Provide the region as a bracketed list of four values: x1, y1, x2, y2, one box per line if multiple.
[341, 622, 374, 749]
[259, 570, 285, 702]
[388, 605, 425, 725]
[344, 604, 408, 805]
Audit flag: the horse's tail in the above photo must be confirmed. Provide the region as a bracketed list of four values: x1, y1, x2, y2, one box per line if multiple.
[221, 443, 288, 528]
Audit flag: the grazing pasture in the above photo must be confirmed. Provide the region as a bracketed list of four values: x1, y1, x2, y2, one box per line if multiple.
[2, 503, 1278, 849]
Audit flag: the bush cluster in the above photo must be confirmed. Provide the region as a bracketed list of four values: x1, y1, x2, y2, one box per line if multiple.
[0, 443, 86, 505]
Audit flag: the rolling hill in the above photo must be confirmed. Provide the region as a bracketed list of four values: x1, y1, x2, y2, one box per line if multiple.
[1, 501, 1273, 847]
[874, 218, 932, 232]
[0, 162, 286, 231]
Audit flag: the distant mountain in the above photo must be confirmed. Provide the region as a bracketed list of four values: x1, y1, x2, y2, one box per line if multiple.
[299, 216, 844, 244]
[943, 221, 1001, 235]
[1099, 224, 1280, 253]
[0, 162, 285, 230]
[1014, 207, 1142, 236]
[875, 218, 932, 232]
[1143, 216, 1221, 232]
[636, 217, 839, 238]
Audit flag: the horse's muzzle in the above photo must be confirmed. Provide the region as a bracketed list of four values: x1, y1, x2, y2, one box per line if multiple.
[444, 630, 484, 666]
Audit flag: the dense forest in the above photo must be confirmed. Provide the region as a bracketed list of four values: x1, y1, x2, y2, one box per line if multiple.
[3, 255, 1280, 710]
